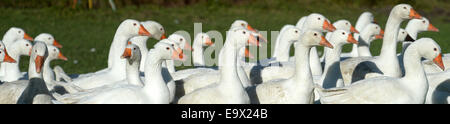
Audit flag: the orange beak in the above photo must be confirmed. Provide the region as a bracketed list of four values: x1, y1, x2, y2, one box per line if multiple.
[121, 48, 132, 59]
[205, 38, 214, 46]
[3, 49, 16, 63]
[58, 52, 68, 61]
[246, 25, 257, 32]
[427, 24, 439, 32]
[24, 33, 34, 41]
[375, 34, 384, 39]
[320, 36, 333, 48]
[409, 8, 422, 19]
[347, 34, 358, 44]
[350, 26, 359, 33]
[323, 20, 336, 32]
[160, 33, 167, 40]
[53, 40, 63, 48]
[35, 55, 44, 73]
[379, 29, 385, 36]
[244, 48, 254, 59]
[247, 35, 261, 47]
[433, 53, 445, 71]
[172, 48, 185, 61]
[185, 42, 193, 51]
[139, 24, 151, 36]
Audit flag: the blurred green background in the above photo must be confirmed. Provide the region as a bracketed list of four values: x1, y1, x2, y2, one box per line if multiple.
[0, 0, 449, 74]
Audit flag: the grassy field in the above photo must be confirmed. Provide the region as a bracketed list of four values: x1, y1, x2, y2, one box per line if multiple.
[0, 0, 449, 74]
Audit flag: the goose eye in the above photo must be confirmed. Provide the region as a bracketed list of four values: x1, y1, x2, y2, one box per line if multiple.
[160, 28, 163, 31]
[166, 47, 170, 50]
[317, 18, 321, 20]
[133, 23, 137, 26]
[403, 7, 407, 9]
[241, 23, 245, 26]
[434, 48, 437, 51]
[171, 44, 174, 47]
[342, 32, 345, 35]
[402, 32, 405, 34]
[48, 37, 51, 40]
[346, 23, 349, 25]
[314, 33, 317, 36]
[375, 27, 378, 29]
[295, 30, 298, 33]
[180, 38, 183, 41]
[0, 51, 2, 54]
[35, 50, 37, 53]
[26, 44, 29, 46]
[422, 20, 426, 24]
[243, 31, 246, 34]
[133, 48, 137, 50]
[53, 49, 56, 52]
[18, 31, 21, 33]
[201, 36, 204, 38]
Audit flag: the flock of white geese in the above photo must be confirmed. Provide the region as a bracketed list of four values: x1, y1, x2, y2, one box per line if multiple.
[0, 4, 448, 104]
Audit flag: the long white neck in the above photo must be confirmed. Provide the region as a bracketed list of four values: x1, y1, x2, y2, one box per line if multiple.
[320, 43, 343, 88]
[163, 60, 176, 73]
[218, 40, 242, 90]
[378, 12, 403, 77]
[143, 50, 170, 104]
[357, 29, 374, 57]
[1, 44, 23, 81]
[237, 48, 251, 88]
[292, 44, 313, 85]
[107, 29, 131, 75]
[42, 57, 55, 84]
[130, 36, 149, 72]
[192, 38, 205, 66]
[273, 32, 295, 62]
[126, 57, 144, 86]
[401, 44, 428, 100]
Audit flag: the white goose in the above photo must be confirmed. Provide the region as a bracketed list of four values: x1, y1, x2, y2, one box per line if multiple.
[0, 42, 53, 104]
[318, 30, 358, 89]
[0, 39, 32, 82]
[317, 38, 444, 104]
[344, 12, 376, 57]
[340, 4, 423, 85]
[55, 42, 184, 104]
[177, 27, 258, 104]
[0, 27, 33, 77]
[170, 33, 214, 81]
[70, 19, 151, 90]
[320, 19, 359, 61]
[247, 31, 332, 104]
[353, 23, 384, 57]
[126, 20, 166, 72]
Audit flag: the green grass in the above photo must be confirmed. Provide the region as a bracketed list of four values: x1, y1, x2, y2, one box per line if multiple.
[0, 1, 449, 74]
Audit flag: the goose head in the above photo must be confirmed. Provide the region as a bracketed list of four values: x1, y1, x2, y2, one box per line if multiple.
[397, 29, 414, 42]
[330, 30, 358, 47]
[168, 34, 192, 51]
[0, 49, 16, 63]
[304, 13, 336, 32]
[153, 42, 185, 61]
[47, 45, 67, 61]
[195, 33, 214, 46]
[392, 4, 422, 20]
[231, 20, 267, 43]
[363, 23, 384, 40]
[121, 43, 141, 65]
[159, 39, 184, 56]
[415, 38, 444, 70]
[12, 39, 33, 56]
[141, 21, 166, 40]
[229, 27, 260, 48]
[300, 30, 333, 48]
[119, 19, 151, 38]
[30, 42, 48, 74]
[283, 26, 302, 43]
[3, 27, 33, 42]
[333, 20, 359, 33]
[407, 17, 439, 32]
[35, 33, 63, 48]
